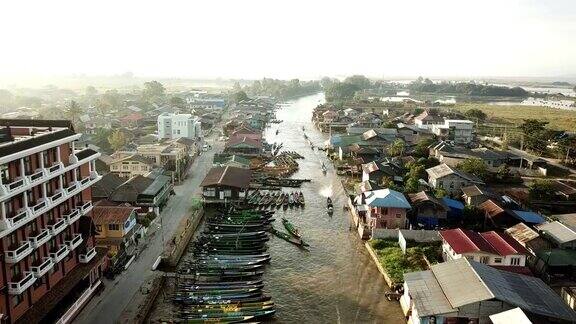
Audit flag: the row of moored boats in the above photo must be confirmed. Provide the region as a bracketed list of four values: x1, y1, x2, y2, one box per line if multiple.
[174, 208, 276, 323]
[247, 190, 305, 210]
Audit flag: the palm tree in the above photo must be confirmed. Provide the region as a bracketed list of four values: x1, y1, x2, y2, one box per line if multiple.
[65, 100, 83, 126]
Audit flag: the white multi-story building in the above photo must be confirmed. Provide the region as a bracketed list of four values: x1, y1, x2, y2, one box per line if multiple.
[432, 119, 474, 144]
[157, 113, 202, 140]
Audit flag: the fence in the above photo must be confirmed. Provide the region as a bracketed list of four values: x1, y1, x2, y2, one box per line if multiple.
[372, 228, 440, 242]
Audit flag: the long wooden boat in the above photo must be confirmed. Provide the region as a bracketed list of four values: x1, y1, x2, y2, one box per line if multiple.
[193, 253, 270, 260]
[180, 300, 274, 310]
[179, 283, 265, 291]
[281, 218, 301, 239]
[269, 227, 309, 247]
[298, 191, 305, 206]
[175, 287, 262, 296]
[174, 294, 272, 305]
[180, 309, 276, 321]
[181, 309, 276, 322]
[180, 304, 274, 315]
[201, 231, 267, 238]
[179, 279, 264, 287]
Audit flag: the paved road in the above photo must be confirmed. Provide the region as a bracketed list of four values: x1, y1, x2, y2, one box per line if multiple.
[73, 135, 224, 324]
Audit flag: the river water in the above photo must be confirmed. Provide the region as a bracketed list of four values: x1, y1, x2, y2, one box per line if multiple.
[261, 93, 404, 323]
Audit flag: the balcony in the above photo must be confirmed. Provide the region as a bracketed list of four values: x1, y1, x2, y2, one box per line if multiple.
[65, 234, 83, 251]
[47, 218, 67, 236]
[5, 178, 26, 193]
[31, 200, 48, 213]
[5, 241, 33, 263]
[31, 258, 54, 278]
[47, 163, 62, 175]
[79, 201, 93, 214]
[8, 272, 36, 295]
[49, 245, 69, 263]
[79, 177, 90, 187]
[27, 170, 45, 184]
[29, 229, 51, 248]
[79, 247, 96, 263]
[65, 182, 78, 195]
[63, 209, 81, 225]
[4, 209, 29, 230]
[49, 190, 64, 204]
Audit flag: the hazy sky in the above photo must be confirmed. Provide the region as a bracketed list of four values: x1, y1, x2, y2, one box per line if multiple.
[1, 0, 575, 80]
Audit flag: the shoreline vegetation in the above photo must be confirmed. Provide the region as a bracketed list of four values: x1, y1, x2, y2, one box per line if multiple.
[369, 239, 441, 285]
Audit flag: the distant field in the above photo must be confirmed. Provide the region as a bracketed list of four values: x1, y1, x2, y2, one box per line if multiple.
[449, 103, 576, 131]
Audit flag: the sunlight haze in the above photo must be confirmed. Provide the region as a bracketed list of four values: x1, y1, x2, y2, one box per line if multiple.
[1, 0, 575, 80]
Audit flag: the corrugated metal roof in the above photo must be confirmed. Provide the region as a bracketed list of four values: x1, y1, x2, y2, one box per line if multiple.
[536, 221, 576, 244]
[404, 270, 456, 317]
[363, 189, 411, 209]
[431, 259, 494, 307]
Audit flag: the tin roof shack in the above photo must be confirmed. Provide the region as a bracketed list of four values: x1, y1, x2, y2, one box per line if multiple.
[361, 160, 405, 186]
[401, 258, 576, 324]
[505, 223, 550, 254]
[408, 191, 448, 229]
[440, 229, 531, 272]
[462, 185, 501, 207]
[396, 123, 434, 145]
[201, 166, 251, 204]
[212, 154, 251, 169]
[431, 119, 474, 144]
[536, 221, 576, 249]
[91, 173, 125, 202]
[426, 163, 485, 196]
[109, 175, 172, 215]
[92, 205, 140, 257]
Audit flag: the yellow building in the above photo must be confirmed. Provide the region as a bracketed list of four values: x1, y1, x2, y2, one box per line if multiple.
[109, 154, 155, 179]
[92, 204, 139, 256]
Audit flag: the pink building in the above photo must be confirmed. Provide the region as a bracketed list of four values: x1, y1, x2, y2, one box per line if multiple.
[355, 189, 411, 229]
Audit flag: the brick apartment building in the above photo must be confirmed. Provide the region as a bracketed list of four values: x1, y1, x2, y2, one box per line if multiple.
[0, 120, 108, 323]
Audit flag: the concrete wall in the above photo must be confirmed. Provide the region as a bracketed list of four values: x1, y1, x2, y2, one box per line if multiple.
[372, 228, 440, 242]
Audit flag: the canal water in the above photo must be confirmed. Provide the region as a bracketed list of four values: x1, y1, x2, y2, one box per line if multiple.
[262, 93, 404, 323]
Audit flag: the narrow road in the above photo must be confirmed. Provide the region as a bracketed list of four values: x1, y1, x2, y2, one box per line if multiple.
[73, 132, 224, 324]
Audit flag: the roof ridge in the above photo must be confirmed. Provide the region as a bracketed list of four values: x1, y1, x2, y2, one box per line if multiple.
[459, 228, 483, 253]
[480, 231, 508, 256]
[465, 259, 496, 300]
[218, 166, 229, 184]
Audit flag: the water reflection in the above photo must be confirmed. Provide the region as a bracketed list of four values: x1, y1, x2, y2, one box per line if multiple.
[261, 93, 403, 323]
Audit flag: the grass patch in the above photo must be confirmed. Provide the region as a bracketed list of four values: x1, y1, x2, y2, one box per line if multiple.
[370, 238, 441, 284]
[449, 103, 576, 131]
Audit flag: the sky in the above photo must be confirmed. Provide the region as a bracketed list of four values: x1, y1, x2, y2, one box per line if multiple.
[1, 0, 575, 81]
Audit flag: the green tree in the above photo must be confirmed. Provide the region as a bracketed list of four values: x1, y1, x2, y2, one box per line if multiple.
[343, 75, 372, 89]
[529, 179, 556, 201]
[496, 164, 511, 180]
[388, 139, 406, 157]
[434, 187, 447, 198]
[143, 81, 166, 99]
[465, 108, 487, 122]
[170, 96, 186, 108]
[518, 119, 551, 154]
[102, 89, 121, 108]
[457, 158, 488, 180]
[85, 86, 98, 97]
[414, 138, 434, 158]
[64, 100, 83, 126]
[108, 130, 127, 151]
[92, 128, 112, 152]
[404, 177, 420, 193]
[231, 91, 249, 104]
[324, 82, 360, 101]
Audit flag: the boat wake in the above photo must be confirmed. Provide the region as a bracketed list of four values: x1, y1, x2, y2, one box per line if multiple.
[319, 185, 333, 198]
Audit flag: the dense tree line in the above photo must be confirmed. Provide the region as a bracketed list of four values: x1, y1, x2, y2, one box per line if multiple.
[408, 78, 529, 97]
[244, 78, 321, 99]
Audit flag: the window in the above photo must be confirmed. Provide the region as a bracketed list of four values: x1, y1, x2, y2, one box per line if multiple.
[494, 258, 502, 264]
[449, 182, 454, 189]
[122, 165, 129, 171]
[11, 265, 21, 278]
[140, 166, 148, 171]
[437, 181, 443, 188]
[224, 190, 232, 197]
[395, 213, 401, 218]
[0, 164, 8, 183]
[112, 165, 118, 170]
[108, 224, 120, 231]
[176, 130, 181, 135]
[50, 262, 59, 274]
[8, 233, 17, 247]
[204, 188, 216, 197]
[479, 256, 489, 264]
[510, 257, 521, 266]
